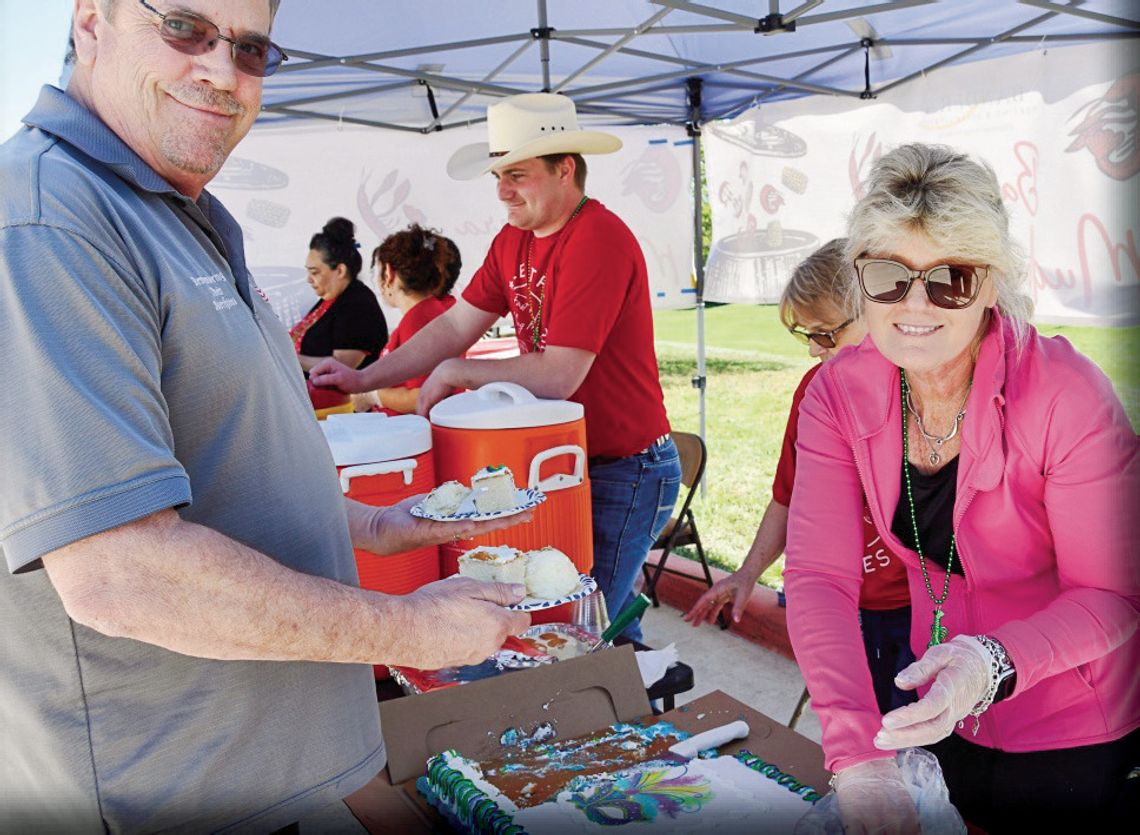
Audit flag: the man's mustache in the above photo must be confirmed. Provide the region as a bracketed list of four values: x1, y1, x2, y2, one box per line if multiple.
[167, 83, 246, 117]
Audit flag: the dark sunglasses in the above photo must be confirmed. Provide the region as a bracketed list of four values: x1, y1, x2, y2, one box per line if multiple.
[788, 317, 854, 349]
[855, 257, 988, 310]
[138, 0, 288, 78]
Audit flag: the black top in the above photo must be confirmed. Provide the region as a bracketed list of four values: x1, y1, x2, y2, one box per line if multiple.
[298, 279, 387, 369]
[891, 456, 964, 577]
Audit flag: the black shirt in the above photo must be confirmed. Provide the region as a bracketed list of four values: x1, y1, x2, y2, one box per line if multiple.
[891, 456, 965, 577]
[298, 279, 387, 369]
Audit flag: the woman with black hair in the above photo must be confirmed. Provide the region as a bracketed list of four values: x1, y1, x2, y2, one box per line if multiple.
[291, 217, 387, 375]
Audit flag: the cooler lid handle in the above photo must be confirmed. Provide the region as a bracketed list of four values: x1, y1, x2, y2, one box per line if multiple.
[339, 458, 418, 493]
[528, 445, 585, 492]
[475, 381, 537, 405]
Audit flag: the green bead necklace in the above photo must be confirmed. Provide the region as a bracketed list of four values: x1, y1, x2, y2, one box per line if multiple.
[900, 368, 957, 648]
[525, 195, 590, 352]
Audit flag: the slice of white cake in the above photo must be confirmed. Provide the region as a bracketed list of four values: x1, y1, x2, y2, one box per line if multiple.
[470, 465, 517, 514]
[524, 547, 581, 600]
[421, 480, 470, 516]
[457, 545, 527, 585]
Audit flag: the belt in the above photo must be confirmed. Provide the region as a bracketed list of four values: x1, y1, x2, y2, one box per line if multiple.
[587, 434, 670, 468]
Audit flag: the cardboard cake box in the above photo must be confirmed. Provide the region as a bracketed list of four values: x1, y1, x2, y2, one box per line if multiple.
[345, 645, 830, 832]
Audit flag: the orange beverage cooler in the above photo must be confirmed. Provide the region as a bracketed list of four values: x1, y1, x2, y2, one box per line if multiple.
[430, 383, 593, 624]
[321, 414, 440, 676]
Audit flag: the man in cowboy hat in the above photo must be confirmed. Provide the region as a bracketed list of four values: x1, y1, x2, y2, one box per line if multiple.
[312, 92, 681, 640]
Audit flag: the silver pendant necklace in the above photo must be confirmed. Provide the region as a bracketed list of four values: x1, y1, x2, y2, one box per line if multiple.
[906, 385, 970, 467]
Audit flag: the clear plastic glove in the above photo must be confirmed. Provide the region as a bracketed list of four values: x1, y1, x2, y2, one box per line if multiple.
[795, 750, 964, 835]
[875, 635, 991, 749]
[832, 758, 921, 835]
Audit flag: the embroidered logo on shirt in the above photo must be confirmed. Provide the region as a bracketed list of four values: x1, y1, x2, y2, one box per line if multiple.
[190, 272, 239, 312]
[247, 277, 282, 320]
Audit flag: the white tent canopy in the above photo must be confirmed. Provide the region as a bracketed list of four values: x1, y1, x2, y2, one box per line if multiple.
[262, 1, 1137, 131]
[229, 1, 1137, 439]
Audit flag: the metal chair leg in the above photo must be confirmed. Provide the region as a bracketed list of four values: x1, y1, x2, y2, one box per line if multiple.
[646, 530, 681, 608]
[692, 520, 713, 588]
[641, 561, 661, 607]
[788, 686, 811, 730]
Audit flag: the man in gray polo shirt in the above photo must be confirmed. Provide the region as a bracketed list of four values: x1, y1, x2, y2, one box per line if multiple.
[0, 1, 531, 831]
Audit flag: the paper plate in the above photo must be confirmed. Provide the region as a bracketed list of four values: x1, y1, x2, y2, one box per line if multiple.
[389, 637, 556, 695]
[517, 623, 599, 660]
[410, 487, 546, 522]
[509, 573, 598, 612]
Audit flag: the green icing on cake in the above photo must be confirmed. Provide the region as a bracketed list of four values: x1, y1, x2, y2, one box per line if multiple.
[733, 749, 822, 803]
[425, 753, 527, 835]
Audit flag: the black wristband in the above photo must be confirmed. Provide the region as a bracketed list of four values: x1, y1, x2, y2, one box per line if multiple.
[994, 669, 1017, 703]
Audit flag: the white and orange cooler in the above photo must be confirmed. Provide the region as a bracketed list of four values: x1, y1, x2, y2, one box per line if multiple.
[320, 413, 441, 597]
[430, 383, 593, 619]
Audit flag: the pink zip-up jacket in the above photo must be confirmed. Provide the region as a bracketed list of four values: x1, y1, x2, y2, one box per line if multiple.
[785, 313, 1139, 773]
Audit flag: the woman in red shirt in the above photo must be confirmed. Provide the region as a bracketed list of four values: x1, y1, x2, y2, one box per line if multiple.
[684, 238, 914, 714]
[360, 225, 460, 415]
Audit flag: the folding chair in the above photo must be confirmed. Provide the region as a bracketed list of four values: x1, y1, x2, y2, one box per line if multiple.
[641, 432, 727, 629]
[788, 686, 811, 731]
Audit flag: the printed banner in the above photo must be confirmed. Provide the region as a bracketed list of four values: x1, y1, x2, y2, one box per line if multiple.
[704, 42, 1138, 326]
[214, 122, 695, 328]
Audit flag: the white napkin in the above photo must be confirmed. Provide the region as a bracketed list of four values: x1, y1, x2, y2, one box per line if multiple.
[635, 643, 680, 688]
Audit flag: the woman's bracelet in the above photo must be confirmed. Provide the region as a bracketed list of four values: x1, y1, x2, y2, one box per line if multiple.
[961, 634, 1015, 735]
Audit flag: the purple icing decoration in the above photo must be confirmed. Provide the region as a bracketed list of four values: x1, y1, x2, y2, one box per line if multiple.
[567, 761, 713, 824]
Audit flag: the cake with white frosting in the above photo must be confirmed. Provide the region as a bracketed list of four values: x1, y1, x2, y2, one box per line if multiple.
[418, 721, 819, 833]
[471, 465, 517, 513]
[524, 547, 581, 600]
[421, 480, 471, 516]
[457, 546, 527, 585]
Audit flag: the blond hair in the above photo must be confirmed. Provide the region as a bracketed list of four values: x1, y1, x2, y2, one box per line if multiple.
[845, 143, 1033, 348]
[778, 238, 857, 329]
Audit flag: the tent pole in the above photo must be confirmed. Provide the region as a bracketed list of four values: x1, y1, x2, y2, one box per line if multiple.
[686, 77, 708, 498]
[536, 0, 552, 92]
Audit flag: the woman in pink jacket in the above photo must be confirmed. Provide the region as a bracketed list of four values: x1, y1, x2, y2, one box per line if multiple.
[785, 143, 1138, 833]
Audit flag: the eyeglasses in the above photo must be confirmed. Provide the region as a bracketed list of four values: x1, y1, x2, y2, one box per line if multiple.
[137, 0, 288, 78]
[788, 317, 854, 349]
[854, 257, 989, 310]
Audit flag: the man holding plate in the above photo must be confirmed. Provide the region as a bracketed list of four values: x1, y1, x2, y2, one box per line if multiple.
[313, 93, 680, 641]
[0, 2, 530, 830]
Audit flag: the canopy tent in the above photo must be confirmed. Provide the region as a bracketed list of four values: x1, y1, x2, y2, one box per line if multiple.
[240, 1, 1137, 441]
[262, 1, 1136, 130]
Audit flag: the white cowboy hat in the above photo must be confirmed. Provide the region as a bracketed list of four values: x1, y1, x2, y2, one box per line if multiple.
[447, 93, 622, 180]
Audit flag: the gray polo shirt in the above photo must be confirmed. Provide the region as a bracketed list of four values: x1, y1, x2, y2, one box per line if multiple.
[0, 87, 383, 833]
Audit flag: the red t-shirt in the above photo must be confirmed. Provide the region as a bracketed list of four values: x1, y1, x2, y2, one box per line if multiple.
[462, 199, 669, 459]
[774, 365, 910, 610]
[372, 295, 456, 416]
[380, 295, 457, 389]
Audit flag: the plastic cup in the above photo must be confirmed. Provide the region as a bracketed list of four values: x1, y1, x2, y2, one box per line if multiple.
[569, 590, 610, 640]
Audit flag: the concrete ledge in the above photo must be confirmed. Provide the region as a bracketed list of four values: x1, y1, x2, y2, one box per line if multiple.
[643, 551, 794, 661]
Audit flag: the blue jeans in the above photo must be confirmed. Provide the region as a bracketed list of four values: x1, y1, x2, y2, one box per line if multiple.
[589, 437, 681, 642]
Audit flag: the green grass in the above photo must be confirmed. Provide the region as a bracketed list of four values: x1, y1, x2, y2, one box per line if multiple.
[655, 305, 1140, 587]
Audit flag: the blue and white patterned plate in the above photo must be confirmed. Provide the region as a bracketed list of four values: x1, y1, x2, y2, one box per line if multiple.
[509, 573, 598, 612]
[411, 486, 546, 522]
